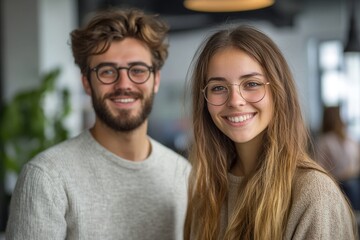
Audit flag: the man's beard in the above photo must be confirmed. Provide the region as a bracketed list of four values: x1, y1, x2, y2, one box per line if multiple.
[91, 88, 154, 132]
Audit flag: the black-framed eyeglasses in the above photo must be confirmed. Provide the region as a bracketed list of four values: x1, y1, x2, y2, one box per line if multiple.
[89, 63, 154, 84]
[202, 80, 270, 106]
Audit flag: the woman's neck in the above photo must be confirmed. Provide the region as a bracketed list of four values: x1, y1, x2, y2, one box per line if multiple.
[232, 132, 265, 176]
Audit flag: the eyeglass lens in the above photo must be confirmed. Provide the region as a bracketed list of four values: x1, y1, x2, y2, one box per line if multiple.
[96, 64, 151, 84]
[204, 80, 268, 105]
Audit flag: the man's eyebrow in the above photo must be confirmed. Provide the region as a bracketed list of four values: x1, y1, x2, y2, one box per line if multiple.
[93, 61, 151, 67]
[128, 61, 151, 66]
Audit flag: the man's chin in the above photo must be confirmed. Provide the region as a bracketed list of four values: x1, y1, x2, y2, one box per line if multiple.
[102, 114, 146, 132]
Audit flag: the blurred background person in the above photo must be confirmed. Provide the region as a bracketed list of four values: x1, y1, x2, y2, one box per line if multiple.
[315, 105, 360, 211]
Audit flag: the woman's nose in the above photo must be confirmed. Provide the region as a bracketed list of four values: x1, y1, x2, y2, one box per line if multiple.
[226, 85, 246, 107]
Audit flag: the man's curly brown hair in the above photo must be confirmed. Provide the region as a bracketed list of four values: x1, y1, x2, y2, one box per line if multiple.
[70, 8, 169, 75]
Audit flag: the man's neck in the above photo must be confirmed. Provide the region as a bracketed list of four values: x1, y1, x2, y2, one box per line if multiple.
[90, 120, 151, 162]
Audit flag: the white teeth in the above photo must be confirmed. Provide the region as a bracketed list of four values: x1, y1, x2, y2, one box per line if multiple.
[227, 114, 252, 123]
[114, 98, 135, 103]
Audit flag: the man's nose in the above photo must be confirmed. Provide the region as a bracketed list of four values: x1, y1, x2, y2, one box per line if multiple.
[114, 69, 132, 88]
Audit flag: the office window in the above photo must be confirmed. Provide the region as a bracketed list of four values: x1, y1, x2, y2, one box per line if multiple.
[319, 40, 360, 139]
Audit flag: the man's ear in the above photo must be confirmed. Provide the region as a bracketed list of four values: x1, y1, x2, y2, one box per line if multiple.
[81, 75, 92, 96]
[154, 71, 161, 93]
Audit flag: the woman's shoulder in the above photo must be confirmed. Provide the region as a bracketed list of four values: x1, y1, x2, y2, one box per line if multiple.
[292, 169, 342, 203]
[285, 169, 356, 239]
[294, 169, 335, 189]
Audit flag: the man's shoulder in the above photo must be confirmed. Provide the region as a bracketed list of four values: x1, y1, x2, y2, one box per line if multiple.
[150, 138, 190, 167]
[150, 138, 185, 157]
[28, 131, 89, 170]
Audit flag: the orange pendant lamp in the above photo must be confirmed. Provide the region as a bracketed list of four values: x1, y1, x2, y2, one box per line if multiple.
[183, 0, 274, 12]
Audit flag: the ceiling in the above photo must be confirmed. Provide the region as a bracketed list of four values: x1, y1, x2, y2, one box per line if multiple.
[77, 0, 305, 32]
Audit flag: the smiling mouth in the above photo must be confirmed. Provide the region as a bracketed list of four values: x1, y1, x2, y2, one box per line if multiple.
[113, 98, 135, 103]
[227, 114, 253, 123]
[107, 89, 141, 104]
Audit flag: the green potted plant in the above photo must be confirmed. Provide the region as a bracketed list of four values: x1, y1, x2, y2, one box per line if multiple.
[0, 67, 71, 178]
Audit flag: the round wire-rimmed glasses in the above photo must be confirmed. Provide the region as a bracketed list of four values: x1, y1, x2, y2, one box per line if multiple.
[89, 63, 154, 84]
[202, 80, 270, 106]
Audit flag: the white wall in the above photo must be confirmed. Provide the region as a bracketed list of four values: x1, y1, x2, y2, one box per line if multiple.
[38, 0, 83, 136]
[3, 0, 40, 100]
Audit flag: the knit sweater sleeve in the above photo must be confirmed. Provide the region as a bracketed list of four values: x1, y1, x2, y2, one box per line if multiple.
[6, 163, 67, 239]
[285, 170, 356, 240]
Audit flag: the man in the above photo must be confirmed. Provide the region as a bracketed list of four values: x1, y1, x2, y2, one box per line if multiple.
[6, 8, 190, 240]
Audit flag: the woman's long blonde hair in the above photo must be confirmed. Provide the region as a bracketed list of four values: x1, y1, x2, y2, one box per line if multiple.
[184, 25, 356, 240]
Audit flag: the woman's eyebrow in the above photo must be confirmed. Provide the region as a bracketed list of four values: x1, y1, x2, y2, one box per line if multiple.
[207, 72, 263, 83]
[239, 72, 263, 79]
[207, 77, 226, 82]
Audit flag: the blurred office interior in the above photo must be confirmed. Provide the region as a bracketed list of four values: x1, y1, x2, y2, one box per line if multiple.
[1, 0, 360, 235]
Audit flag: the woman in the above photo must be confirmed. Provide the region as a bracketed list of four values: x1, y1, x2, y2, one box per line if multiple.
[184, 25, 358, 240]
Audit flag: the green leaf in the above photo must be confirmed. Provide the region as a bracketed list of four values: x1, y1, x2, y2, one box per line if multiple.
[0, 67, 71, 174]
